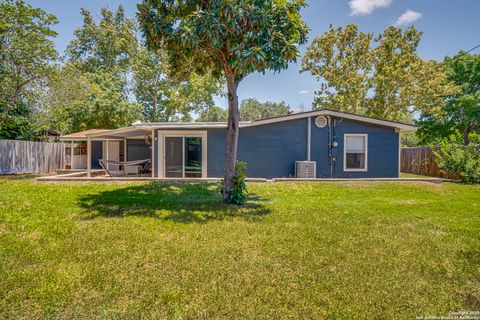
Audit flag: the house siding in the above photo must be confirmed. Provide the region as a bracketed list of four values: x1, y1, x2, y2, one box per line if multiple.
[127, 139, 152, 162]
[207, 118, 308, 178]
[153, 116, 399, 179]
[310, 117, 399, 178]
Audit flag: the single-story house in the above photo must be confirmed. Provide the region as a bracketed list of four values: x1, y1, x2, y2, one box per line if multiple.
[59, 109, 416, 179]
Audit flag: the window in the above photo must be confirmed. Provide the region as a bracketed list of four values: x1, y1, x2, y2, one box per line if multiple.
[344, 134, 368, 171]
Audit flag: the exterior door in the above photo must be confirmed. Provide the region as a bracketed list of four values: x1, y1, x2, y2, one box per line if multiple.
[102, 141, 120, 171]
[165, 137, 183, 178]
[164, 136, 203, 178]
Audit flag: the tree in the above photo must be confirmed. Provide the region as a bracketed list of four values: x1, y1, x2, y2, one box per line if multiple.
[197, 106, 228, 122]
[138, 0, 309, 202]
[240, 98, 291, 121]
[132, 48, 167, 122]
[45, 63, 143, 133]
[66, 5, 137, 74]
[301, 25, 456, 121]
[417, 52, 480, 146]
[0, 0, 58, 139]
[132, 48, 223, 122]
[46, 6, 143, 133]
[434, 132, 480, 184]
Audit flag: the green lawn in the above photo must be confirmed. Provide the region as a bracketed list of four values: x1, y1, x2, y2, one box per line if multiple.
[1, 177, 479, 319]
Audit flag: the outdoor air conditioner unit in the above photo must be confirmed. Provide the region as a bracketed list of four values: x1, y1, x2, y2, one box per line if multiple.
[295, 161, 316, 178]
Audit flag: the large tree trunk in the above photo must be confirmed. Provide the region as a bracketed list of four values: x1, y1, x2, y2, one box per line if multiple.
[223, 73, 240, 202]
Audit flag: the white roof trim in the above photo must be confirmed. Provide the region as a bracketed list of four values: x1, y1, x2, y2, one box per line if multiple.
[84, 110, 416, 135]
[136, 122, 230, 129]
[86, 126, 149, 138]
[245, 110, 416, 132]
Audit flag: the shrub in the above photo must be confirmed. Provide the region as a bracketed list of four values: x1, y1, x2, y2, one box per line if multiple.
[434, 133, 480, 184]
[227, 161, 248, 205]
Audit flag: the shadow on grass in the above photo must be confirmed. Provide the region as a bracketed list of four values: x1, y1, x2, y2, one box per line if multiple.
[458, 249, 480, 309]
[77, 182, 271, 223]
[0, 174, 40, 180]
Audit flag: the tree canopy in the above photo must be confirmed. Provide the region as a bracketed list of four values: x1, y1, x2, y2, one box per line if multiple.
[0, 0, 58, 139]
[240, 98, 291, 121]
[133, 48, 223, 122]
[66, 5, 137, 73]
[301, 24, 457, 122]
[196, 106, 228, 122]
[42, 5, 223, 132]
[417, 52, 480, 146]
[138, 0, 309, 201]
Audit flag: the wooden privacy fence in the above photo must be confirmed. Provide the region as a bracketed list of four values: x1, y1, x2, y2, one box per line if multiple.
[401, 147, 460, 179]
[0, 139, 65, 174]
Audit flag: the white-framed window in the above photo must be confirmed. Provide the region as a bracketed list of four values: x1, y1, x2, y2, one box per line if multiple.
[343, 134, 368, 171]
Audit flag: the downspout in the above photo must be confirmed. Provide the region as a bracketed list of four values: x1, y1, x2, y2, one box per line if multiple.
[327, 116, 333, 179]
[307, 117, 311, 161]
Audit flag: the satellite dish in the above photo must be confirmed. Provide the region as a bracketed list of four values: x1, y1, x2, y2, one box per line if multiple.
[315, 116, 328, 128]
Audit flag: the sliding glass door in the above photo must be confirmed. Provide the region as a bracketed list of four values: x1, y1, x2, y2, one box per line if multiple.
[164, 136, 203, 178]
[165, 137, 183, 178]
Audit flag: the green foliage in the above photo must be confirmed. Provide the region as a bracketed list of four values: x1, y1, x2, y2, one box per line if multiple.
[45, 64, 143, 133]
[138, 1, 309, 82]
[417, 52, 480, 146]
[0, 112, 46, 141]
[133, 48, 223, 122]
[302, 25, 457, 121]
[0, 0, 58, 139]
[138, 0, 309, 200]
[227, 161, 248, 205]
[401, 132, 419, 148]
[434, 132, 480, 184]
[197, 106, 228, 122]
[240, 98, 291, 121]
[66, 6, 137, 74]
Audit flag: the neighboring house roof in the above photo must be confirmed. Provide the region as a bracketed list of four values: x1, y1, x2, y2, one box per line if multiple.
[60, 129, 112, 140]
[69, 109, 416, 140]
[43, 129, 61, 137]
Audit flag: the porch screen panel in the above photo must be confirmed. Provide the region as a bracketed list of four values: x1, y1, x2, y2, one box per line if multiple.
[165, 137, 183, 178]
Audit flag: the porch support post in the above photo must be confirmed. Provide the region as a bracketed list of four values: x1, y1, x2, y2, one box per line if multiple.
[87, 137, 91, 177]
[124, 138, 127, 174]
[70, 140, 74, 169]
[151, 129, 155, 178]
[105, 140, 109, 171]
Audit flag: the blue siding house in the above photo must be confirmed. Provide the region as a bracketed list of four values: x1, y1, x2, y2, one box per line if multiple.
[60, 110, 416, 179]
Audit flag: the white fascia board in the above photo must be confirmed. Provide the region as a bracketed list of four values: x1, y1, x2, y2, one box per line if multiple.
[136, 122, 250, 129]
[92, 110, 416, 133]
[85, 126, 138, 138]
[244, 110, 417, 132]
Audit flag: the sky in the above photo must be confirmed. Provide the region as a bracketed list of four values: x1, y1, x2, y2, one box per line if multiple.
[26, 0, 480, 112]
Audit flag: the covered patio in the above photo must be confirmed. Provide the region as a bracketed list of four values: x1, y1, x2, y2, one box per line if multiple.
[59, 127, 154, 177]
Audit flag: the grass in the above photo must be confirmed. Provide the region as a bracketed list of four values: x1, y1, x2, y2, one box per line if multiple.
[0, 177, 479, 319]
[400, 172, 432, 178]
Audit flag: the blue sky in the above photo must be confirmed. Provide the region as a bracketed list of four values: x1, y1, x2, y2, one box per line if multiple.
[27, 0, 480, 111]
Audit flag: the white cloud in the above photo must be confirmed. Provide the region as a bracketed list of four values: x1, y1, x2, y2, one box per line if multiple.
[349, 0, 392, 16]
[298, 90, 309, 95]
[395, 9, 422, 26]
